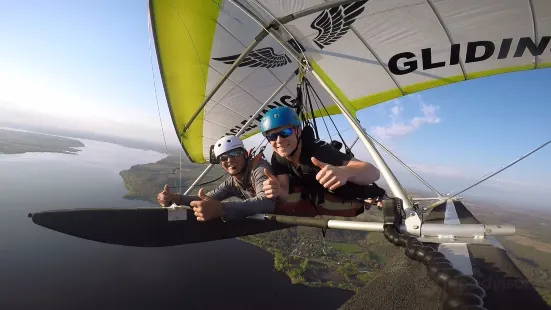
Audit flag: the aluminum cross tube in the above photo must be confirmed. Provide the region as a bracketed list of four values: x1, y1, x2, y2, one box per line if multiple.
[183, 164, 214, 195]
[182, 71, 296, 195]
[229, 0, 307, 68]
[182, 32, 268, 133]
[278, 0, 366, 22]
[247, 214, 385, 232]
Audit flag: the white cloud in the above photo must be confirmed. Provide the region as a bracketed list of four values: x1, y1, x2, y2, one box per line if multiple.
[370, 94, 441, 140]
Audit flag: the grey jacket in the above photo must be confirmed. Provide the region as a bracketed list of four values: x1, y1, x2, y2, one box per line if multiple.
[178, 158, 276, 220]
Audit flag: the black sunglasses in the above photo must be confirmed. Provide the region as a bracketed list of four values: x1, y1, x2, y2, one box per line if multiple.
[266, 127, 294, 142]
[218, 148, 245, 162]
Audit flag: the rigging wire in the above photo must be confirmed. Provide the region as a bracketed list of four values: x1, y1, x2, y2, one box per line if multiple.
[319, 127, 354, 141]
[446, 138, 551, 198]
[179, 149, 182, 194]
[303, 78, 352, 155]
[147, 3, 179, 191]
[147, 6, 169, 156]
[303, 80, 331, 141]
[168, 174, 225, 189]
[165, 0, 210, 193]
[308, 84, 332, 141]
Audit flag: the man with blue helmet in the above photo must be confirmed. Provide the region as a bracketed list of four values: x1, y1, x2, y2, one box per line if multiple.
[260, 106, 381, 207]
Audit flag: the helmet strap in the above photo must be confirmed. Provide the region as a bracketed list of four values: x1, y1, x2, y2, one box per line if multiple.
[288, 128, 301, 158]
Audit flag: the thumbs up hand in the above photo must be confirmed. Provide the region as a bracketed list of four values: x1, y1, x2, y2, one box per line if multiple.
[197, 188, 209, 201]
[190, 188, 223, 222]
[263, 168, 281, 199]
[311, 157, 348, 191]
[157, 184, 179, 207]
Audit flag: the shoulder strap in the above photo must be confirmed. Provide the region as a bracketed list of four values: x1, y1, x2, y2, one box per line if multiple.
[242, 152, 264, 194]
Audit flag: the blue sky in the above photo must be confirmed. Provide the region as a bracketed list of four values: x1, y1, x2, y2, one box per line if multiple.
[1, 0, 550, 207]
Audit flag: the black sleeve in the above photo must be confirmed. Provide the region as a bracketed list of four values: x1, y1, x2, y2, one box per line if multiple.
[311, 142, 353, 167]
[270, 152, 289, 176]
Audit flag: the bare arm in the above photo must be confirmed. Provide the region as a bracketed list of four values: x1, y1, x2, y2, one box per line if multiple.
[343, 159, 380, 185]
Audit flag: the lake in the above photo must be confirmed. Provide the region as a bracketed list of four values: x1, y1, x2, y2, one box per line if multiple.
[0, 138, 354, 310]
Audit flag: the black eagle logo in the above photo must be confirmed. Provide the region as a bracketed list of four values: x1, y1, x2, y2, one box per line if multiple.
[212, 47, 292, 68]
[310, 0, 368, 49]
[212, 37, 305, 69]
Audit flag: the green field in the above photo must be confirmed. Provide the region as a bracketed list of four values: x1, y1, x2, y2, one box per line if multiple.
[118, 156, 551, 305]
[327, 242, 363, 253]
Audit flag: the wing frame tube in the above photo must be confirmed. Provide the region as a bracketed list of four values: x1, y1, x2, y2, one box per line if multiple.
[181, 32, 269, 133]
[364, 130, 443, 198]
[248, 214, 514, 237]
[182, 163, 215, 195]
[276, 0, 366, 23]
[309, 69, 422, 236]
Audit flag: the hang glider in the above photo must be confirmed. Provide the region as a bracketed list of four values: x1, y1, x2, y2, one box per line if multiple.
[29, 1, 551, 310]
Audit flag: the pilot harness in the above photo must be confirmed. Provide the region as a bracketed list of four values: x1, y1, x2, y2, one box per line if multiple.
[241, 142, 385, 216]
[234, 73, 389, 253]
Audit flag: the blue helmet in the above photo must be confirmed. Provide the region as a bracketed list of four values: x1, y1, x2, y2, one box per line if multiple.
[260, 106, 301, 135]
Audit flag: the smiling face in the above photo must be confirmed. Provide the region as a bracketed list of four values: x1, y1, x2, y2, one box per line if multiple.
[219, 148, 247, 176]
[265, 125, 300, 158]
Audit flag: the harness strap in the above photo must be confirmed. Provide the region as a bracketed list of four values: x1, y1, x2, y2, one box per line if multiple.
[242, 151, 264, 196]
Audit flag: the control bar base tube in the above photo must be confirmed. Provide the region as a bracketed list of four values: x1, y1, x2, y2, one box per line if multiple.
[248, 214, 384, 232]
[418, 223, 515, 237]
[248, 214, 514, 238]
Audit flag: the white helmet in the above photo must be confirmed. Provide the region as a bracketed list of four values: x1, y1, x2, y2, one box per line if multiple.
[213, 135, 245, 158]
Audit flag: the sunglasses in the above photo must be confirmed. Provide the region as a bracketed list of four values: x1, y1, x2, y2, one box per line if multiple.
[266, 127, 294, 142]
[218, 148, 245, 162]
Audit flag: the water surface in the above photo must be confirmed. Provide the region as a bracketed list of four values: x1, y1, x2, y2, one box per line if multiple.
[0, 138, 354, 310]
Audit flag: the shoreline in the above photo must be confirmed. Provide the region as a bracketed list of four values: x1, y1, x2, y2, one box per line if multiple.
[0, 128, 85, 155]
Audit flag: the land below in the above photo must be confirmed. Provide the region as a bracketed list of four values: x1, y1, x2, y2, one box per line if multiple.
[0, 123, 179, 154]
[0, 128, 84, 155]
[120, 155, 551, 305]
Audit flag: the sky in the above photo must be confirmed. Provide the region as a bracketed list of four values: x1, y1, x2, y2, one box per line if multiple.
[1, 0, 550, 207]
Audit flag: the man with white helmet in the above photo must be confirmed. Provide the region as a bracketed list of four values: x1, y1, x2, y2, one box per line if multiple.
[157, 135, 276, 221]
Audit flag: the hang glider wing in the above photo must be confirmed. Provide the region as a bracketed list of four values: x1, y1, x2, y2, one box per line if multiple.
[149, 0, 551, 163]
